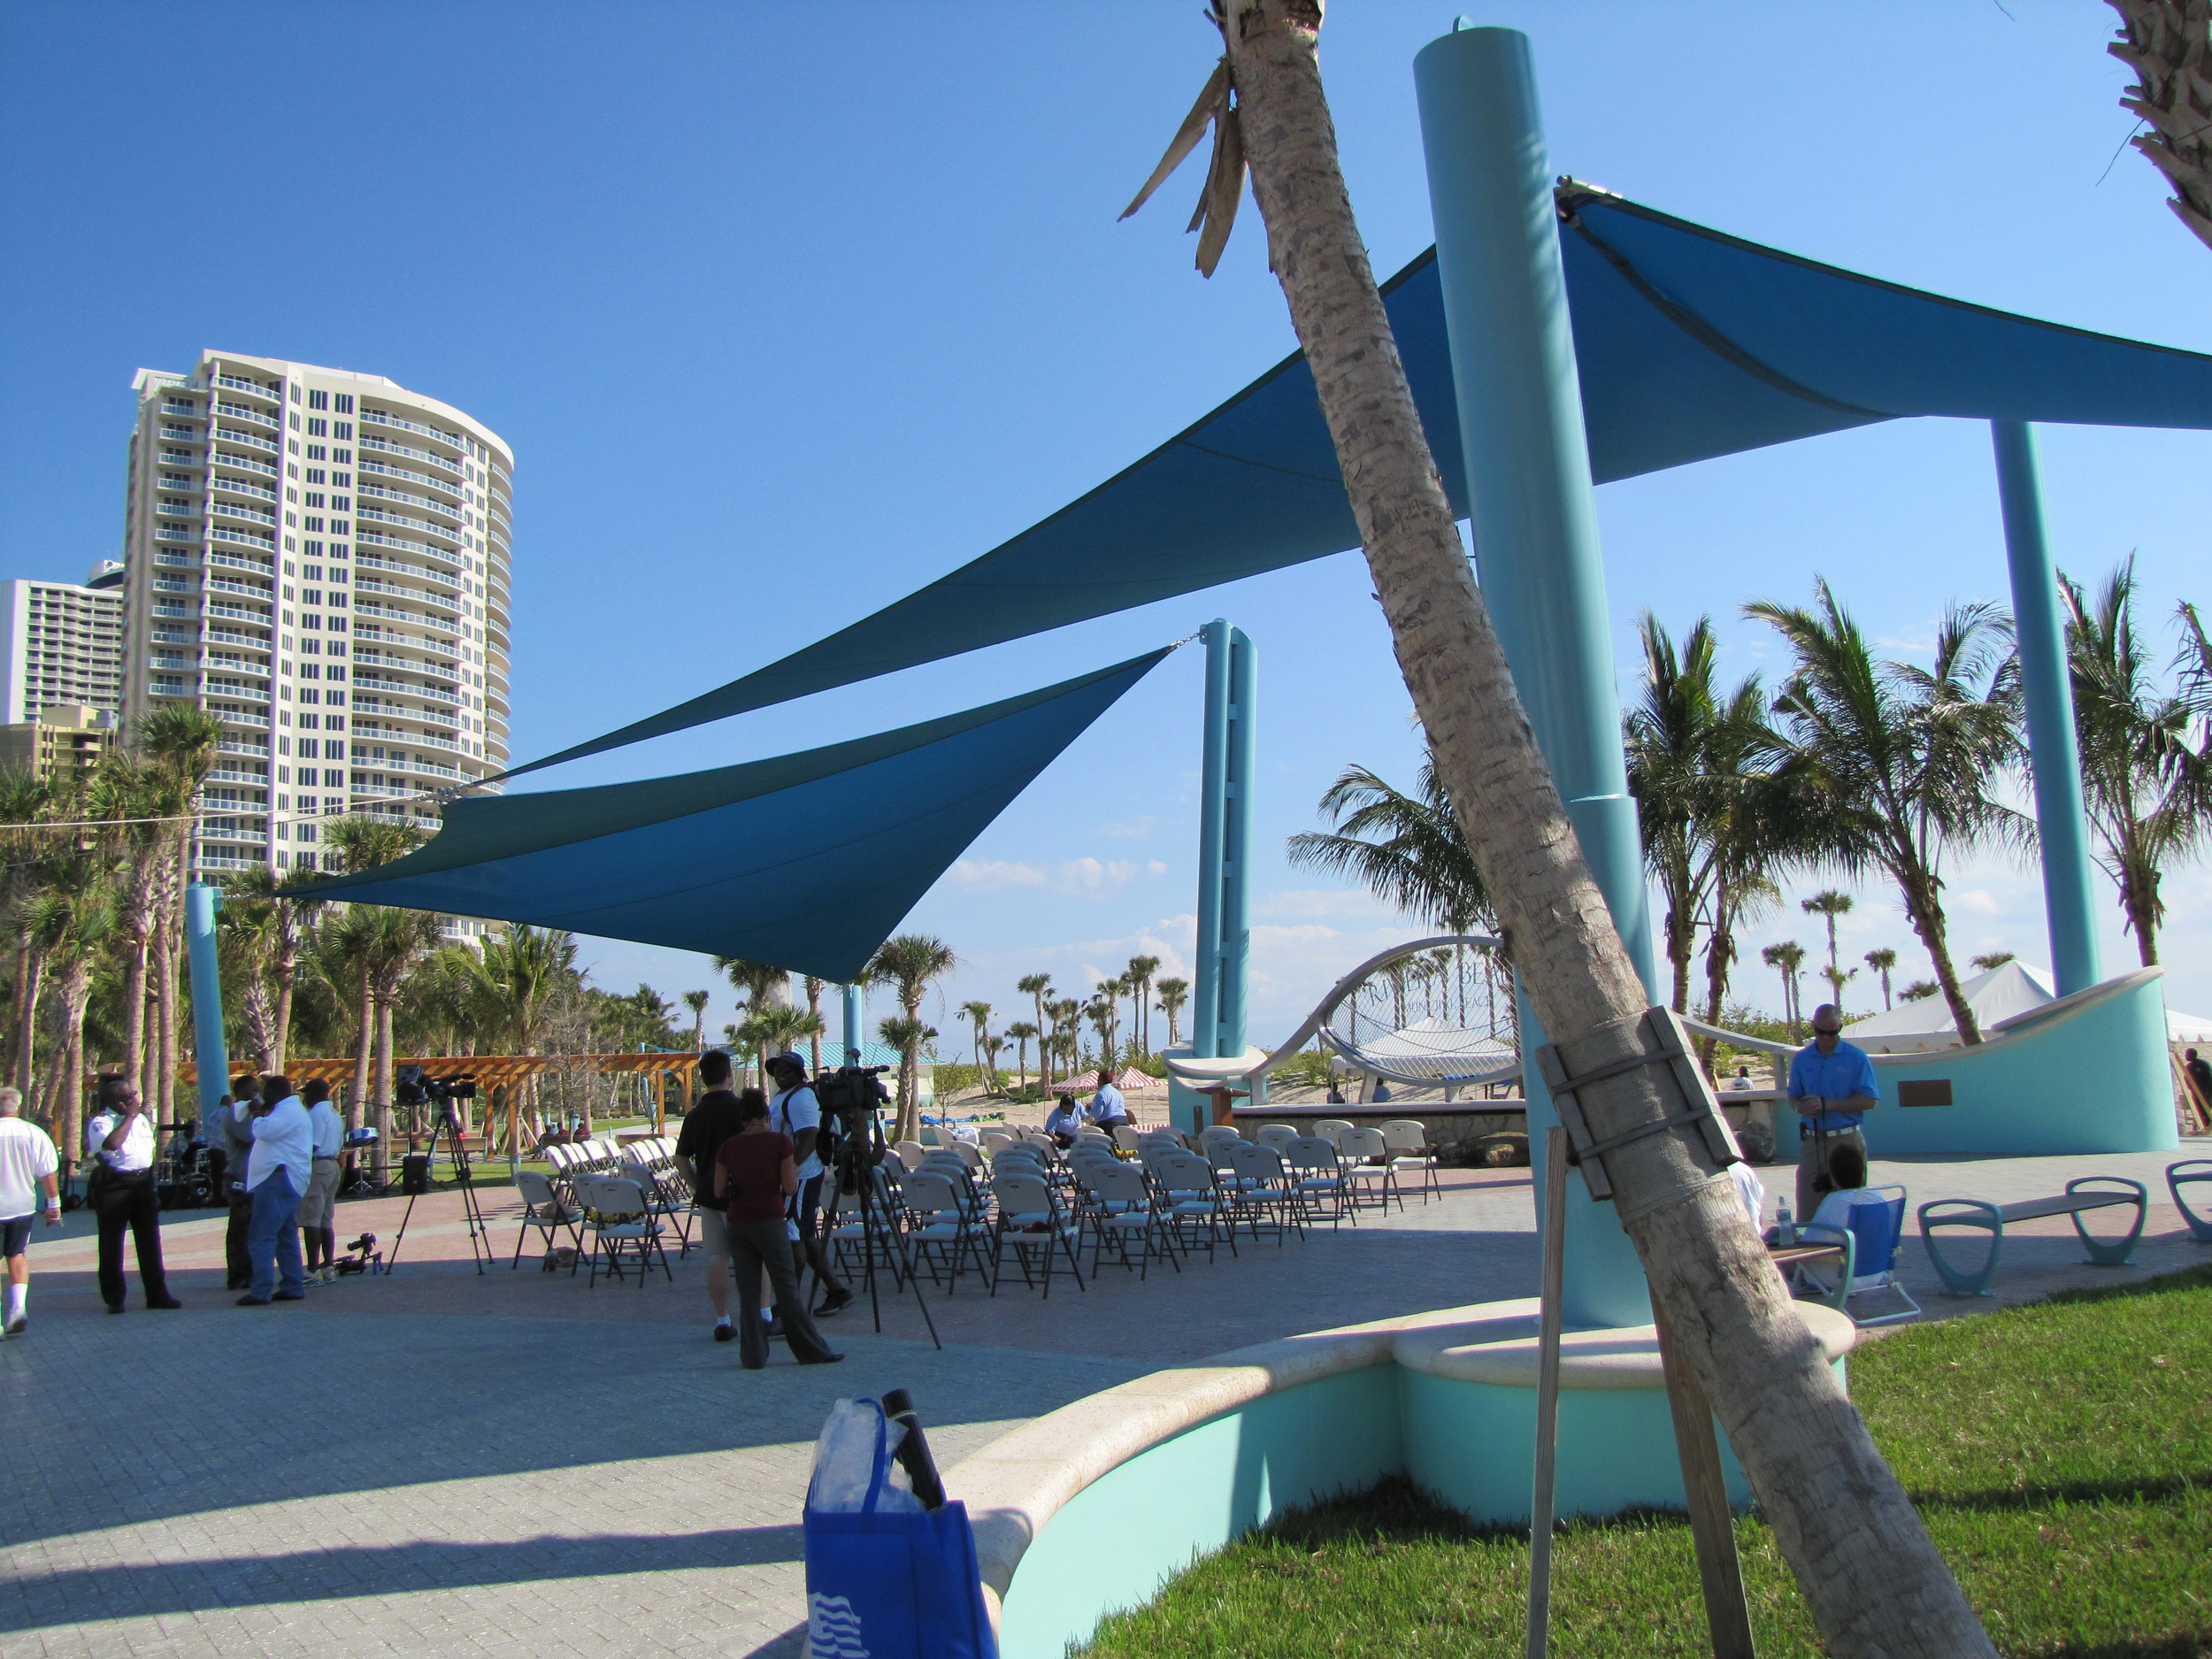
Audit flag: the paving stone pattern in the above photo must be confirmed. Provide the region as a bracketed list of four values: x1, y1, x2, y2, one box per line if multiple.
[2, 1142, 2202, 1655]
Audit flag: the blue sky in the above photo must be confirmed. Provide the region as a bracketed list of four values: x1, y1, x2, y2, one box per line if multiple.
[3, 2, 2207, 1048]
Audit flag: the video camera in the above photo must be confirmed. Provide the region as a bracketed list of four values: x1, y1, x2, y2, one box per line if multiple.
[334, 1232, 383, 1276]
[395, 1066, 479, 1110]
[813, 1064, 890, 1129]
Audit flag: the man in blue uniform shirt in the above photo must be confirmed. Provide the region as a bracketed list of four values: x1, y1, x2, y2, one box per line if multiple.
[1786, 1003, 1878, 1219]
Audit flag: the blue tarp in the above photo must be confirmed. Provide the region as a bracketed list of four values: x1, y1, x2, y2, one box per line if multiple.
[298, 650, 1169, 979]
[511, 188, 2212, 777]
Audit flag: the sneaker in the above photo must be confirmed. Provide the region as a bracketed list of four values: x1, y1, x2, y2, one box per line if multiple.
[712, 1323, 735, 1343]
[236, 1294, 270, 1307]
[814, 1290, 855, 1318]
[4, 1316, 23, 1336]
[764, 1316, 787, 1340]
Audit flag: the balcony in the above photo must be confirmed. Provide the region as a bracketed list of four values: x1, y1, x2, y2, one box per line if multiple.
[214, 403, 279, 428]
[148, 654, 192, 672]
[155, 552, 195, 568]
[218, 737, 272, 757]
[214, 375, 281, 402]
[152, 579, 194, 594]
[212, 708, 271, 728]
[205, 602, 269, 623]
[357, 434, 463, 477]
[211, 532, 275, 559]
[214, 426, 280, 453]
[211, 501, 277, 527]
[212, 453, 278, 479]
[206, 767, 266, 786]
[162, 401, 204, 418]
[153, 528, 199, 543]
[204, 657, 269, 678]
[159, 425, 201, 442]
[210, 551, 273, 579]
[207, 577, 269, 601]
[211, 476, 278, 503]
[205, 681, 270, 703]
[361, 408, 465, 451]
[151, 604, 191, 619]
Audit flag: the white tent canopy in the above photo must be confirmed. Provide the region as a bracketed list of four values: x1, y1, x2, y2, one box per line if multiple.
[1847, 960, 2212, 1053]
[1343, 1016, 1517, 1079]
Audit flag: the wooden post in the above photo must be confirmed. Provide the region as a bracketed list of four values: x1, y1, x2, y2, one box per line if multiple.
[1653, 1301, 1758, 1659]
[1526, 1125, 1569, 1659]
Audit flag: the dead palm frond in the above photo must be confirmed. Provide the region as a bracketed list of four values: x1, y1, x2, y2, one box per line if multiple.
[1119, 8, 1247, 277]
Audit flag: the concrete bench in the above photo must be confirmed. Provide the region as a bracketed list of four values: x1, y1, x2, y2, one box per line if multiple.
[1917, 1176, 2147, 1296]
[2170, 1160, 2212, 1242]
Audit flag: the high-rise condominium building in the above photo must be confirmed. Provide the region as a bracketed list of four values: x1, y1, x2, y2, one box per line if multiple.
[0, 563, 126, 726]
[119, 352, 512, 887]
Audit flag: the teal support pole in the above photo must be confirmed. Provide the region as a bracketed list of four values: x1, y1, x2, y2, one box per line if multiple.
[841, 982, 865, 1065]
[1191, 619, 1233, 1063]
[184, 883, 229, 1128]
[1992, 420, 2103, 997]
[1417, 25, 1655, 1328]
[1219, 626, 1256, 1064]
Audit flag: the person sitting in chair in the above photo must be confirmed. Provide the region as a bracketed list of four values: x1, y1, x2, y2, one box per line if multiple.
[1087, 1072, 1132, 1133]
[1041, 1094, 1084, 1147]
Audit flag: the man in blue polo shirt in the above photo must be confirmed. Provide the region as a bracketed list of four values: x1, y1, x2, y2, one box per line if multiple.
[1786, 1003, 1878, 1219]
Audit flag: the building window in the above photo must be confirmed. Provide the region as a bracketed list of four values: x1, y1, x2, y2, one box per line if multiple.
[333, 448, 351, 464]
[297, 823, 318, 844]
[324, 768, 345, 787]
[288, 385, 301, 404]
[289, 412, 301, 431]
[305, 418, 327, 438]
[334, 421, 352, 440]
[304, 517, 323, 533]
[308, 390, 329, 411]
[303, 614, 321, 631]
[306, 444, 326, 462]
[334, 394, 353, 413]
[305, 469, 325, 486]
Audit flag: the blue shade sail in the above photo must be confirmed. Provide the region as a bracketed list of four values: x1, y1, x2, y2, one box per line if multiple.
[513, 190, 2212, 778]
[299, 650, 1170, 981]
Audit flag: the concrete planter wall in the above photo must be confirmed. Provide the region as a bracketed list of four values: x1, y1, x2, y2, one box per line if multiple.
[945, 1300, 1853, 1658]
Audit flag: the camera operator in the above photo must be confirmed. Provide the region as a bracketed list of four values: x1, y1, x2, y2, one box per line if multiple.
[297, 1079, 344, 1281]
[673, 1051, 763, 1344]
[85, 1076, 181, 1314]
[235, 1074, 311, 1307]
[764, 1053, 853, 1318]
[219, 1075, 258, 1290]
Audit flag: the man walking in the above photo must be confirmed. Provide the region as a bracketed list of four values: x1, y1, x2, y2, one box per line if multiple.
[219, 1074, 258, 1290]
[1786, 1003, 1878, 1221]
[237, 1074, 311, 1306]
[85, 1076, 181, 1313]
[297, 1079, 344, 1281]
[765, 1053, 853, 1317]
[2185, 1048, 2212, 1123]
[673, 1051, 749, 1342]
[0, 1087, 61, 1335]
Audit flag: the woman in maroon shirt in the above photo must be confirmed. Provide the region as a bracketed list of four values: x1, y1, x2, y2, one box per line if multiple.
[713, 1092, 841, 1369]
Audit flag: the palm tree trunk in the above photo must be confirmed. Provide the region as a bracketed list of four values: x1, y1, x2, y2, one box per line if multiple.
[271, 958, 296, 1074]
[2119, 863, 2160, 966]
[351, 972, 374, 1164]
[373, 999, 395, 1164]
[1664, 901, 1695, 1015]
[1900, 869, 1980, 1043]
[119, 926, 151, 1101]
[1223, 10, 1991, 1654]
[58, 964, 91, 1187]
[12, 943, 42, 1097]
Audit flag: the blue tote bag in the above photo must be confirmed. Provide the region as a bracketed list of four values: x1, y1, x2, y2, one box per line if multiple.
[803, 1401, 998, 1659]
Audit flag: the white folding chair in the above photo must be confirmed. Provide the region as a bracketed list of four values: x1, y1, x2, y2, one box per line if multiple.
[1310, 1118, 1356, 1147]
[1286, 1136, 1353, 1229]
[1337, 1127, 1402, 1213]
[892, 1140, 928, 1172]
[896, 1169, 994, 1293]
[511, 1168, 582, 1270]
[1379, 1120, 1440, 1202]
[1152, 1152, 1239, 1262]
[1087, 1161, 1181, 1279]
[574, 1175, 671, 1286]
[988, 1170, 1087, 1298]
[1254, 1125, 1300, 1157]
[1225, 1141, 1302, 1246]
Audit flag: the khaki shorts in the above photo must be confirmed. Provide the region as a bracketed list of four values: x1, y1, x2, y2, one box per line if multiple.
[695, 1205, 729, 1258]
[296, 1161, 342, 1230]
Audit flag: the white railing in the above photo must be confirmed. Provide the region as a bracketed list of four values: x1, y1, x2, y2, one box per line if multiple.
[205, 602, 267, 622]
[215, 375, 280, 400]
[211, 502, 277, 526]
[212, 454, 278, 479]
[159, 426, 200, 441]
[214, 403, 278, 427]
[211, 478, 278, 503]
[209, 549, 273, 574]
[215, 426, 279, 452]
[153, 528, 198, 542]
[357, 434, 463, 477]
[207, 577, 268, 600]
[361, 408, 465, 449]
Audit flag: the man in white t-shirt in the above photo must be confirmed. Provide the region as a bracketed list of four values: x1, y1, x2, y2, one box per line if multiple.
[0, 1087, 61, 1335]
[297, 1080, 346, 1282]
[237, 1074, 312, 1305]
[765, 1054, 852, 1318]
[85, 1076, 180, 1313]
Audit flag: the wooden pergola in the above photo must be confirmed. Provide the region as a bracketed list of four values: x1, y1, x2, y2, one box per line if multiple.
[177, 1052, 704, 1139]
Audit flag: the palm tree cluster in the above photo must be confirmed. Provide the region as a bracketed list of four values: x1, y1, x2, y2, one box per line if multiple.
[1301, 568, 2212, 1056]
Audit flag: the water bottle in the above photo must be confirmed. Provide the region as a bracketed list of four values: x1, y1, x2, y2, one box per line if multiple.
[1776, 1203, 1796, 1248]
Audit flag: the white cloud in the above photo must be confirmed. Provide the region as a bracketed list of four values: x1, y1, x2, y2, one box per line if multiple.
[1955, 888, 2005, 916]
[1099, 817, 1158, 840]
[947, 856, 1170, 895]
[1256, 887, 1397, 921]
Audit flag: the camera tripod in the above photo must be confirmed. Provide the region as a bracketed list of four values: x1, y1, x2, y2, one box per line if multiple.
[813, 1088, 940, 1350]
[388, 1110, 491, 1275]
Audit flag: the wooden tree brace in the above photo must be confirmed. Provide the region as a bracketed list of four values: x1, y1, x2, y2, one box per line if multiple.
[1536, 1006, 1739, 1207]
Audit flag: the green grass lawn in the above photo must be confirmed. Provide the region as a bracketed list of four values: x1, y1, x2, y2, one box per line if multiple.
[1077, 1266, 2212, 1658]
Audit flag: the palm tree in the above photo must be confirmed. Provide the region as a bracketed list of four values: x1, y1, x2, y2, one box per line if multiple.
[1801, 890, 1855, 1015]
[1763, 941, 1808, 1038]
[227, 864, 325, 1072]
[87, 755, 174, 1101]
[1863, 948, 1899, 1010]
[2062, 561, 2208, 966]
[1625, 615, 1794, 1015]
[1751, 583, 2023, 1044]
[864, 933, 956, 1140]
[877, 1014, 933, 1133]
[21, 855, 116, 1168]
[0, 766, 61, 1094]
[713, 957, 789, 1086]
[802, 975, 828, 1073]
[957, 1000, 995, 1088]
[1970, 950, 2016, 972]
[1129, 19, 1990, 1642]
[1018, 972, 1055, 1087]
[472, 926, 578, 1149]
[1125, 955, 1161, 1056]
[1286, 756, 1494, 933]
[1005, 1020, 1040, 1085]
[1085, 989, 1120, 1078]
[750, 1002, 825, 1072]
[1154, 976, 1190, 1049]
[682, 988, 710, 1052]
[138, 703, 225, 1125]
[366, 907, 442, 1159]
[2106, 0, 2212, 255]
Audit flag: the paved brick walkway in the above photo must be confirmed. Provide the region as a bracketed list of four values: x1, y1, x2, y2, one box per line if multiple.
[2, 1143, 2203, 1655]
